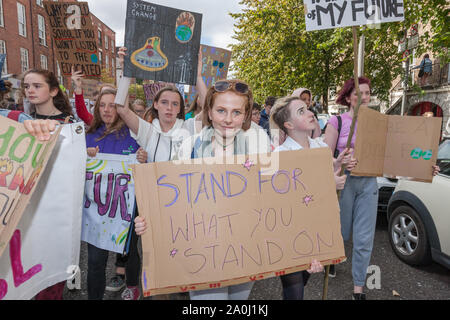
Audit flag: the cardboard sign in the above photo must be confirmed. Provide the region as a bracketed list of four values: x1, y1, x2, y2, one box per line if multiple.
[124, 0, 202, 85]
[0, 123, 86, 300]
[187, 44, 231, 105]
[304, 0, 404, 31]
[352, 107, 442, 182]
[43, 1, 101, 78]
[80, 78, 101, 100]
[133, 148, 346, 296]
[81, 153, 137, 254]
[0, 117, 61, 258]
[143, 82, 185, 104]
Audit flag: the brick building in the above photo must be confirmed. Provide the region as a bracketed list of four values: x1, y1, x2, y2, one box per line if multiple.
[0, 0, 115, 95]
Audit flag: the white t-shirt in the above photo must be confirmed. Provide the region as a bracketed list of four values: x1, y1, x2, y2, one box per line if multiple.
[274, 135, 328, 152]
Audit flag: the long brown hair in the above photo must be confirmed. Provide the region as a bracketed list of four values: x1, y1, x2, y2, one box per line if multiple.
[186, 93, 201, 115]
[148, 86, 185, 121]
[21, 69, 73, 115]
[86, 88, 127, 141]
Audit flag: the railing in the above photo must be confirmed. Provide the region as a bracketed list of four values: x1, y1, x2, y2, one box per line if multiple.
[389, 60, 449, 107]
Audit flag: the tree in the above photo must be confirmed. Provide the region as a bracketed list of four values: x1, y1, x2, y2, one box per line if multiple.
[100, 68, 115, 85]
[229, 0, 449, 112]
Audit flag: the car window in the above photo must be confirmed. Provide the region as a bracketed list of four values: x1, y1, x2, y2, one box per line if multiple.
[437, 140, 450, 177]
[437, 140, 450, 159]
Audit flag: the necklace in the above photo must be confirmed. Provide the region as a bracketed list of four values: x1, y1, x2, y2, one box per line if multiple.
[214, 133, 235, 150]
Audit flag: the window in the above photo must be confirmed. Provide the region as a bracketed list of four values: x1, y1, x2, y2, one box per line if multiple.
[111, 40, 114, 53]
[36, 0, 43, 7]
[17, 2, 27, 37]
[0, 40, 7, 74]
[56, 62, 63, 84]
[105, 54, 109, 70]
[38, 15, 46, 46]
[99, 50, 102, 66]
[98, 29, 102, 46]
[111, 58, 114, 74]
[40, 54, 48, 70]
[105, 35, 108, 49]
[20, 47, 29, 72]
[0, 0, 4, 28]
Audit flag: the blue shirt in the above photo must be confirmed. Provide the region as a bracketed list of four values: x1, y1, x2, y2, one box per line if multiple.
[86, 124, 139, 156]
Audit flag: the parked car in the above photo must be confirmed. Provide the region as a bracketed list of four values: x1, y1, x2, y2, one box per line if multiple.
[386, 140, 450, 268]
[377, 177, 397, 212]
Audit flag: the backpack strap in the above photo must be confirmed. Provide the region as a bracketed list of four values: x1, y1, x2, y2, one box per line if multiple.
[7, 111, 22, 122]
[333, 115, 342, 158]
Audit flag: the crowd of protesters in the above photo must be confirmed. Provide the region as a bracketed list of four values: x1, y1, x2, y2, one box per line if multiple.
[0, 44, 440, 301]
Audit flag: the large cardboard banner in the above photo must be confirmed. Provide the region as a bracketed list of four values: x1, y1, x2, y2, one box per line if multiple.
[0, 123, 86, 299]
[0, 117, 61, 258]
[124, 0, 202, 85]
[352, 107, 442, 182]
[43, 1, 101, 78]
[187, 44, 231, 105]
[304, 0, 404, 31]
[81, 153, 137, 254]
[133, 148, 346, 296]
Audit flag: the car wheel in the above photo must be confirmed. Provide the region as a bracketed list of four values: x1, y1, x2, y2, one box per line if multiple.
[388, 205, 432, 266]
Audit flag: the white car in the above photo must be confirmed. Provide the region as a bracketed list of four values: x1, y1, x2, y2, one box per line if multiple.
[387, 140, 450, 268]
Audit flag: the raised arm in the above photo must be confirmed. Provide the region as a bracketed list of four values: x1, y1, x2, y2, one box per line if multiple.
[196, 48, 207, 107]
[71, 66, 93, 125]
[115, 86, 140, 135]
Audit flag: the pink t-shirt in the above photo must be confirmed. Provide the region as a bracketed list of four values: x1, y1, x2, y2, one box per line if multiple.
[328, 112, 358, 155]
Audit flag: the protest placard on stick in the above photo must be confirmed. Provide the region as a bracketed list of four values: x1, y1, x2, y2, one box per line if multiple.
[133, 148, 346, 296]
[43, 1, 101, 78]
[124, 0, 202, 85]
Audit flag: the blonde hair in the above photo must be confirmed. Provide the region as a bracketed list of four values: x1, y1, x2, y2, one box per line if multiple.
[270, 96, 301, 134]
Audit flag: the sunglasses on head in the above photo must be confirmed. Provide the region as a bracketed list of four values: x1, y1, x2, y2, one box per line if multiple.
[213, 80, 249, 94]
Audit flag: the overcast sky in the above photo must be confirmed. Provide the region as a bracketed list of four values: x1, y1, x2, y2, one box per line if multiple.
[85, 0, 245, 50]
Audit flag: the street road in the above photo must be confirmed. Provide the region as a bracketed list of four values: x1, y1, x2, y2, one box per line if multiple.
[63, 211, 450, 300]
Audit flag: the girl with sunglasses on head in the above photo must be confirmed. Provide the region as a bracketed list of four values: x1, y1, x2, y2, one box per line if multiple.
[134, 79, 270, 300]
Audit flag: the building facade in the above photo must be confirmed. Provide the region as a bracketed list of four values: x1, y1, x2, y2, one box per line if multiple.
[0, 0, 115, 97]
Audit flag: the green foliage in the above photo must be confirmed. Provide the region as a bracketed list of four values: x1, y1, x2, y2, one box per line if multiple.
[100, 68, 115, 85]
[128, 83, 146, 101]
[229, 0, 449, 111]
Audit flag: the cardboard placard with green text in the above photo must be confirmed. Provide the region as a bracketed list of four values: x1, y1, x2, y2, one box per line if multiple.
[352, 107, 442, 182]
[132, 148, 346, 296]
[0, 116, 62, 257]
